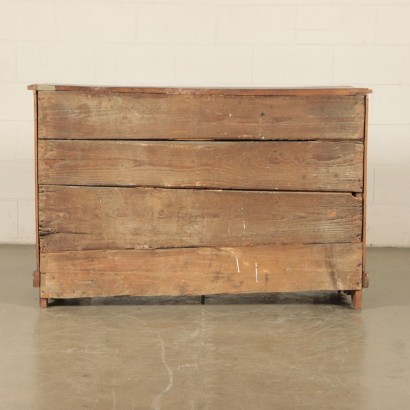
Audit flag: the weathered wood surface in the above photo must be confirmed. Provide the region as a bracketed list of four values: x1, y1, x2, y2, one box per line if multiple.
[38, 140, 364, 192]
[29, 84, 372, 96]
[31, 85, 370, 307]
[351, 289, 363, 310]
[40, 243, 363, 298]
[33, 91, 40, 274]
[39, 186, 362, 252]
[362, 95, 369, 279]
[39, 298, 48, 308]
[32, 270, 40, 288]
[38, 92, 365, 140]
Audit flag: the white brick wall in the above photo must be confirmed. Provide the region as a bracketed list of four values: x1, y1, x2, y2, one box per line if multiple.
[218, 6, 296, 44]
[139, 4, 216, 44]
[56, 3, 136, 43]
[0, 0, 409, 246]
[253, 45, 333, 85]
[174, 45, 253, 85]
[296, 6, 376, 44]
[0, 2, 54, 41]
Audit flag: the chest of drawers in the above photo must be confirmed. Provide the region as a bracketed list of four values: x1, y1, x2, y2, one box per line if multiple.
[28, 85, 371, 308]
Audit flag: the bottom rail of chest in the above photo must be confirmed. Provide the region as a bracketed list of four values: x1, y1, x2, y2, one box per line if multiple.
[37, 243, 364, 309]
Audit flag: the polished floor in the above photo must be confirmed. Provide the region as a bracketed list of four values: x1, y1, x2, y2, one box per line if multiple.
[0, 246, 409, 410]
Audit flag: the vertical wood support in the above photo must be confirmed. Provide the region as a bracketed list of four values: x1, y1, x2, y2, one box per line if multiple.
[349, 95, 369, 310]
[33, 270, 40, 288]
[34, 90, 39, 273]
[351, 290, 362, 310]
[40, 298, 48, 308]
[362, 95, 369, 288]
[33, 90, 46, 307]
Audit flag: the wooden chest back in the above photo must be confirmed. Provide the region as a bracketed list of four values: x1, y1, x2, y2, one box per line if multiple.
[29, 85, 371, 308]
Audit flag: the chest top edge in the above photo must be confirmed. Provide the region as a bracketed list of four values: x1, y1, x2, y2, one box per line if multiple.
[28, 84, 372, 97]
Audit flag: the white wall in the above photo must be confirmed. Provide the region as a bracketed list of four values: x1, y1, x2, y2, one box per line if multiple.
[0, 0, 409, 246]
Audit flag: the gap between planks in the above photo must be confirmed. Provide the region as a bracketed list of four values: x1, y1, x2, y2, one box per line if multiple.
[38, 184, 363, 195]
[37, 138, 365, 143]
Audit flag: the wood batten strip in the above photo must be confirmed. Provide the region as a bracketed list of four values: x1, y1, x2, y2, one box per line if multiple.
[38, 92, 365, 140]
[40, 243, 363, 298]
[28, 84, 372, 96]
[39, 186, 362, 252]
[38, 140, 363, 192]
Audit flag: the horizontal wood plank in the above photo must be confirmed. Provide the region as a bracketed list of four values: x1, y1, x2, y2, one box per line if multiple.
[38, 140, 363, 192]
[38, 92, 365, 140]
[39, 186, 362, 252]
[29, 84, 372, 96]
[40, 243, 363, 298]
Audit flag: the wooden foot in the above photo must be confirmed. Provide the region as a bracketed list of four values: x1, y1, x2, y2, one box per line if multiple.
[200, 295, 205, 305]
[351, 290, 362, 310]
[40, 298, 48, 308]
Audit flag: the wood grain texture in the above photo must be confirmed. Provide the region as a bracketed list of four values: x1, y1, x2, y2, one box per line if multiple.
[30, 85, 370, 306]
[32, 270, 40, 288]
[362, 95, 369, 278]
[38, 140, 364, 192]
[28, 84, 372, 96]
[38, 92, 365, 140]
[40, 243, 363, 298]
[33, 90, 41, 293]
[33, 92, 38, 263]
[39, 186, 362, 252]
[351, 289, 363, 310]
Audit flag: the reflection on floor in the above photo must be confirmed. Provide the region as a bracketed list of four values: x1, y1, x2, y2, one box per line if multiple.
[0, 245, 409, 410]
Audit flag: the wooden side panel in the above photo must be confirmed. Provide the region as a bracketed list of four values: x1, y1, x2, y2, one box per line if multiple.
[39, 186, 362, 252]
[40, 243, 363, 298]
[38, 140, 364, 192]
[38, 92, 365, 140]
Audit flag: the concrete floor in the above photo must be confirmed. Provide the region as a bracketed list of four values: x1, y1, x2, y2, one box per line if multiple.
[0, 246, 409, 410]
